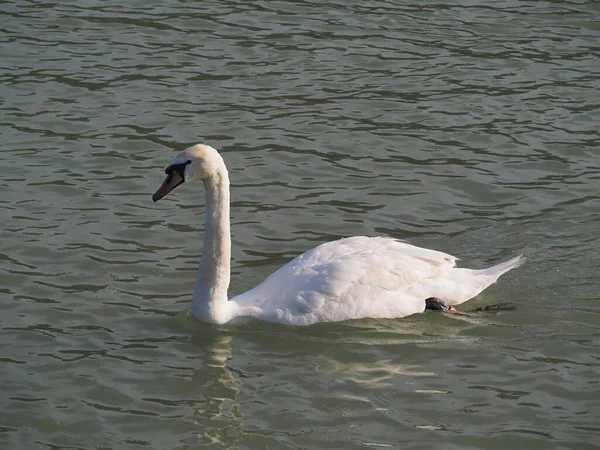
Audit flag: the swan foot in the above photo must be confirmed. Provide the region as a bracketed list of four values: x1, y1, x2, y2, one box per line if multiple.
[424, 297, 458, 313]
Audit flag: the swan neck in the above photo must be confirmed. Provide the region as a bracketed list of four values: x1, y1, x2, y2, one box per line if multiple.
[192, 169, 233, 323]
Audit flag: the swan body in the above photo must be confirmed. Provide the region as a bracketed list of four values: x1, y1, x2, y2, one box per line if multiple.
[153, 144, 525, 325]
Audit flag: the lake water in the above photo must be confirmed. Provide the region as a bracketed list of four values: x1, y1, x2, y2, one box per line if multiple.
[1, 1, 599, 449]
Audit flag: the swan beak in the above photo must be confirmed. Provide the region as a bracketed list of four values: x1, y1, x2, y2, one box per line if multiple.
[153, 171, 184, 202]
[448, 305, 459, 313]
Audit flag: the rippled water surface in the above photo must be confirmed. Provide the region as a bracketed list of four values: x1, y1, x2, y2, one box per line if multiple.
[2, 1, 599, 449]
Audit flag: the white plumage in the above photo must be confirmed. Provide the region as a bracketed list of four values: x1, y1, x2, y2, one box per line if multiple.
[153, 144, 525, 325]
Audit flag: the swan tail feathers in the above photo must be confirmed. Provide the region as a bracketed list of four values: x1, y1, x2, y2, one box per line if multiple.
[478, 254, 526, 281]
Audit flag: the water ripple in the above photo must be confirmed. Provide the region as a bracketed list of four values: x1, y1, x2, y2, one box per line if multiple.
[1, 0, 599, 449]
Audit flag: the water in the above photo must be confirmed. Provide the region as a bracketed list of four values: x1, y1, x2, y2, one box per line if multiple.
[1, 1, 599, 449]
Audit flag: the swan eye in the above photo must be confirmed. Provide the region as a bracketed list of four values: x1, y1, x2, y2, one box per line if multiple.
[165, 160, 191, 176]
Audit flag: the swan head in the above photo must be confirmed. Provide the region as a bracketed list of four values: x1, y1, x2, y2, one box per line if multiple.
[424, 297, 458, 313]
[152, 144, 226, 202]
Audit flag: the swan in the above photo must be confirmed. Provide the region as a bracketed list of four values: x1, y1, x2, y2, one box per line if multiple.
[152, 144, 525, 325]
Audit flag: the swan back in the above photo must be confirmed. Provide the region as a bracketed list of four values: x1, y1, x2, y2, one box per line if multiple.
[231, 237, 459, 324]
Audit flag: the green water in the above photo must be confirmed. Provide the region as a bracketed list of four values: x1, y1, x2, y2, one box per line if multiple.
[1, 1, 599, 449]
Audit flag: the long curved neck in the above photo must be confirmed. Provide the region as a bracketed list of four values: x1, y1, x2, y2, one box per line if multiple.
[192, 169, 236, 323]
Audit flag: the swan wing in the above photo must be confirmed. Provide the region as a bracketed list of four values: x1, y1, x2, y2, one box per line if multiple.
[231, 236, 457, 323]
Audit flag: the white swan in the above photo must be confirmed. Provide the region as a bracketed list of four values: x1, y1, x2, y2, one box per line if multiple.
[152, 144, 525, 325]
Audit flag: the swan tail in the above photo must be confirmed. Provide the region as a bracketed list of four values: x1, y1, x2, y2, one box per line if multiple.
[478, 254, 526, 281]
[433, 255, 525, 307]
